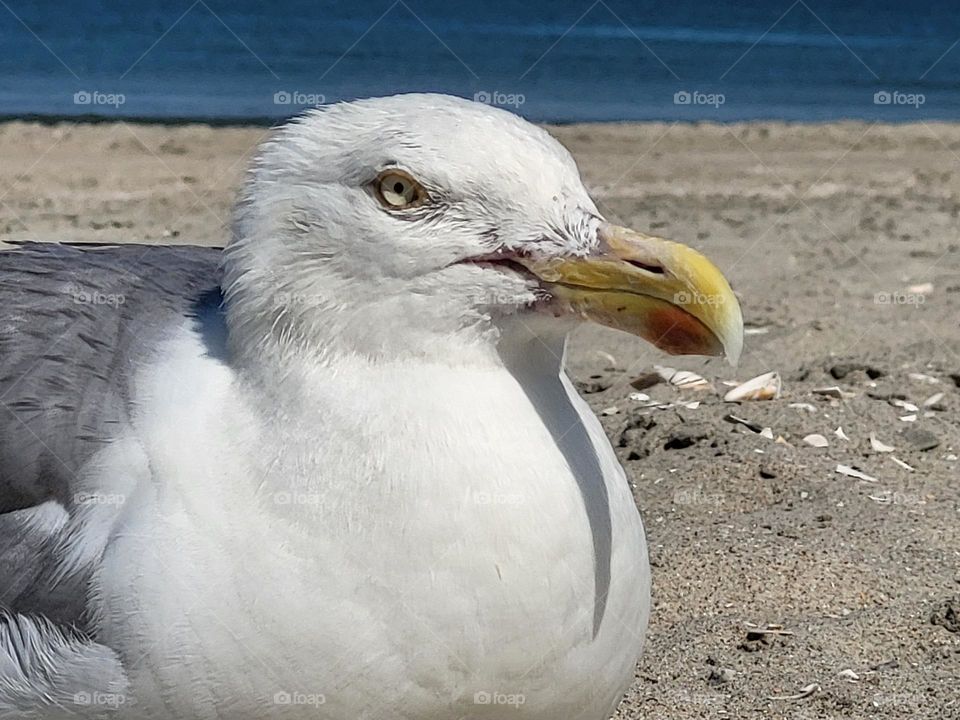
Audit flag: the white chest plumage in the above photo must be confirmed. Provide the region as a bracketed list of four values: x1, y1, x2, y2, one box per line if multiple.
[94, 329, 649, 720]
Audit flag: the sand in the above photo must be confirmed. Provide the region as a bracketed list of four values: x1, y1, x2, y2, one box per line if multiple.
[1, 119, 958, 718]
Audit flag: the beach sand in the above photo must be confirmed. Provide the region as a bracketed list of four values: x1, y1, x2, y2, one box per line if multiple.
[1, 119, 958, 718]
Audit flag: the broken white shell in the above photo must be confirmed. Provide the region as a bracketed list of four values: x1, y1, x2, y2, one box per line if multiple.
[837, 669, 860, 682]
[654, 365, 712, 390]
[767, 683, 820, 701]
[890, 455, 915, 472]
[803, 433, 829, 448]
[723, 371, 781, 402]
[835, 464, 878, 483]
[923, 392, 944, 408]
[869, 433, 895, 453]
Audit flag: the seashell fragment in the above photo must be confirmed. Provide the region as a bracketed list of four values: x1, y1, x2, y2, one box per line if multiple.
[654, 366, 712, 391]
[869, 433, 895, 453]
[923, 392, 944, 408]
[890, 455, 915, 472]
[835, 464, 878, 483]
[723, 371, 781, 402]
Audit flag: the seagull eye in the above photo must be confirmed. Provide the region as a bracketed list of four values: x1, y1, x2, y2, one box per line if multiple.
[375, 170, 426, 209]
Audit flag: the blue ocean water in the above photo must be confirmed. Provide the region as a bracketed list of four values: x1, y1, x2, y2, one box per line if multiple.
[1, 0, 959, 123]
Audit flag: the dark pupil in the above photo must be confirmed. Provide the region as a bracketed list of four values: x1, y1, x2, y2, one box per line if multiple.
[393, 181, 405, 195]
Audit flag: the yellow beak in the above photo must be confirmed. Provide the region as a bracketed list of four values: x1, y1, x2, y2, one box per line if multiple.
[517, 223, 743, 364]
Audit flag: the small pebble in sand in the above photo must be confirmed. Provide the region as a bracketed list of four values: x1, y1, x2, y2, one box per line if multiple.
[830, 362, 884, 380]
[930, 595, 960, 634]
[707, 667, 736, 685]
[629, 372, 661, 391]
[898, 427, 940, 451]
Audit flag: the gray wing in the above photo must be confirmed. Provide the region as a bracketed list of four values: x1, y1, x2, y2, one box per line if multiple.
[0, 610, 127, 719]
[0, 242, 223, 513]
[0, 242, 223, 630]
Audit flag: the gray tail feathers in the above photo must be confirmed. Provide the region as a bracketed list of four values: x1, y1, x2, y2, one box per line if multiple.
[0, 610, 127, 718]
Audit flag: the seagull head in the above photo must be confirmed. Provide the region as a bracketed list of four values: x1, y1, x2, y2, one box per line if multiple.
[224, 94, 742, 366]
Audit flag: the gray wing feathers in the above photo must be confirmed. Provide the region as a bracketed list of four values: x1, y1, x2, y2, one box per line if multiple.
[0, 243, 224, 704]
[0, 242, 222, 514]
[0, 610, 127, 719]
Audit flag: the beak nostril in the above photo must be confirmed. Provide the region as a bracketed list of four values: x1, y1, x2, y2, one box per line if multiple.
[625, 259, 666, 275]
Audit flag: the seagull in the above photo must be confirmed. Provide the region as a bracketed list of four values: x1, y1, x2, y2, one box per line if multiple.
[0, 93, 742, 719]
